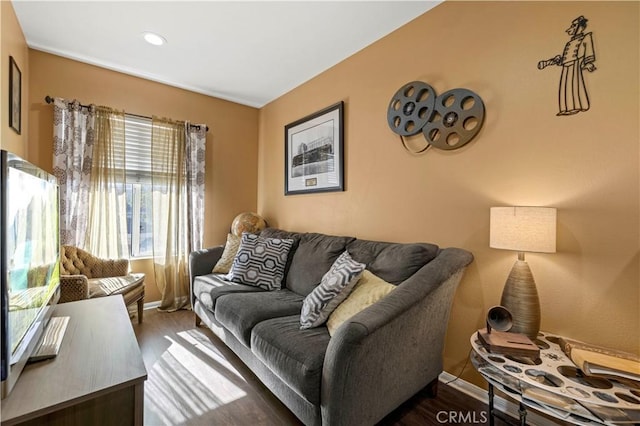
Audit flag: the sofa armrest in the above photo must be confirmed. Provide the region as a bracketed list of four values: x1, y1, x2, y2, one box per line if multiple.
[188, 245, 225, 304]
[59, 275, 89, 303]
[321, 247, 473, 426]
[189, 246, 225, 279]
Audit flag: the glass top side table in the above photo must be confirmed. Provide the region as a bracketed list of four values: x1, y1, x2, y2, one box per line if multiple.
[470, 331, 640, 425]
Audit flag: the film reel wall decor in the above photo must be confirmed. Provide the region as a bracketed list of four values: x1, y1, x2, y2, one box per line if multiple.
[387, 81, 485, 153]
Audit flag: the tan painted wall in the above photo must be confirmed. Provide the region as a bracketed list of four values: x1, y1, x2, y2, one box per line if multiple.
[28, 50, 259, 303]
[1, 1, 29, 156]
[258, 1, 640, 386]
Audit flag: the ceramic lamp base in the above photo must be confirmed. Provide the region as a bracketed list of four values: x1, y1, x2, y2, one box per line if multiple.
[500, 259, 541, 340]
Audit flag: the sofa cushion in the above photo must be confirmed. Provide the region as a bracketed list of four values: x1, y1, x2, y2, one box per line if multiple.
[286, 233, 355, 296]
[251, 315, 330, 404]
[212, 233, 241, 274]
[215, 289, 304, 346]
[300, 251, 365, 329]
[346, 239, 439, 285]
[228, 233, 294, 290]
[260, 227, 302, 243]
[192, 273, 263, 312]
[326, 270, 395, 336]
[88, 273, 145, 298]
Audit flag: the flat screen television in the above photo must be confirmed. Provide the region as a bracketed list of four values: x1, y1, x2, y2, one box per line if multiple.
[1, 150, 61, 399]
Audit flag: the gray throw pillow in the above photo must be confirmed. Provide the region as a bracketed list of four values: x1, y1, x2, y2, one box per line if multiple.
[300, 251, 365, 329]
[228, 233, 294, 291]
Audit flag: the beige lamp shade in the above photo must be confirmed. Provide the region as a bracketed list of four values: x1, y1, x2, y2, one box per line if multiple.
[490, 206, 557, 339]
[490, 207, 556, 254]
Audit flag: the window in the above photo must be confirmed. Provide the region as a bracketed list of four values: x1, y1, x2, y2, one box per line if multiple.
[123, 115, 153, 258]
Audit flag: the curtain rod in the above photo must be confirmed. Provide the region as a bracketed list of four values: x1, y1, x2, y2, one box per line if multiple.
[44, 95, 208, 132]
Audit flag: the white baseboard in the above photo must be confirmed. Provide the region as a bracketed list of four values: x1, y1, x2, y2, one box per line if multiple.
[439, 371, 553, 425]
[143, 300, 161, 310]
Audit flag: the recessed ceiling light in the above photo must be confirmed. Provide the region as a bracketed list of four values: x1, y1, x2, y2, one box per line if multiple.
[143, 32, 166, 46]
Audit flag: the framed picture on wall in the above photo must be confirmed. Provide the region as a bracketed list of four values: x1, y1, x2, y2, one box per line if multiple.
[9, 56, 21, 135]
[285, 101, 344, 195]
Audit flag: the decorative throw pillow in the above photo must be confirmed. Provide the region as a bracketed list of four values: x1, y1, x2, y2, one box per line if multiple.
[227, 233, 294, 291]
[326, 270, 395, 336]
[212, 233, 241, 274]
[300, 251, 365, 329]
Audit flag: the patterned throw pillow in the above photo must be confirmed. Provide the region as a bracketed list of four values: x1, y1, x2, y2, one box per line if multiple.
[212, 233, 241, 274]
[326, 270, 395, 336]
[228, 233, 294, 291]
[300, 251, 365, 329]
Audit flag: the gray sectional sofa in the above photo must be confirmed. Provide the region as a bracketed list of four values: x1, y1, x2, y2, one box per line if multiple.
[189, 228, 473, 426]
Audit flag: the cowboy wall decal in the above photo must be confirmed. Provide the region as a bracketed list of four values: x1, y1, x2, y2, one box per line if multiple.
[538, 16, 596, 116]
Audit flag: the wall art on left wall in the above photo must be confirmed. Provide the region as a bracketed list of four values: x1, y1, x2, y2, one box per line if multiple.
[9, 56, 21, 135]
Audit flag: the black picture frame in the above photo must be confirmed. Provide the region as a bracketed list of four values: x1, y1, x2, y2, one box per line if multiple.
[285, 101, 344, 195]
[9, 56, 21, 135]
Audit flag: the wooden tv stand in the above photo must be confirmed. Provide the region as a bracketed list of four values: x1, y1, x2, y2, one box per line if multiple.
[1, 296, 147, 425]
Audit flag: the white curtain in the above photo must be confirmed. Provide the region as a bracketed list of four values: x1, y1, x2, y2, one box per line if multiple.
[151, 118, 206, 311]
[52, 98, 128, 259]
[84, 107, 128, 259]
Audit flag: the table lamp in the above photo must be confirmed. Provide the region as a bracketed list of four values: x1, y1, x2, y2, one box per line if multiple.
[490, 206, 557, 339]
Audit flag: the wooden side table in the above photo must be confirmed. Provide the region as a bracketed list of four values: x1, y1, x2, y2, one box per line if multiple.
[1, 296, 147, 425]
[470, 331, 640, 425]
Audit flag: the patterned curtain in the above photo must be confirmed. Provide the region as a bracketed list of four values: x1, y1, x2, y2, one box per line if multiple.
[186, 123, 206, 254]
[151, 118, 206, 311]
[52, 98, 128, 259]
[52, 98, 95, 248]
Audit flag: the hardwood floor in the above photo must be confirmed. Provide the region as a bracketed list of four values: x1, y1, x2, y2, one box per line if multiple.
[132, 309, 505, 425]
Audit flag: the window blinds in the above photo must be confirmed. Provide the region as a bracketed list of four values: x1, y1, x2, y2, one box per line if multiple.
[123, 115, 152, 183]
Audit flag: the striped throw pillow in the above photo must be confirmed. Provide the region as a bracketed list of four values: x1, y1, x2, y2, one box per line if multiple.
[300, 251, 365, 329]
[228, 233, 294, 291]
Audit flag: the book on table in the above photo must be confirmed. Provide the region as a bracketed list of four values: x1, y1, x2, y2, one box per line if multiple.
[476, 328, 540, 358]
[558, 337, 640, 382]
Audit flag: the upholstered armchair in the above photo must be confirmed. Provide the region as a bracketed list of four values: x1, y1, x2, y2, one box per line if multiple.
[60, 246, 146, 323]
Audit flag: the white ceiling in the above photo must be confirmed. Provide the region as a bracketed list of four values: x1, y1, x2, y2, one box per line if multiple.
[12, 1, 440, 108]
